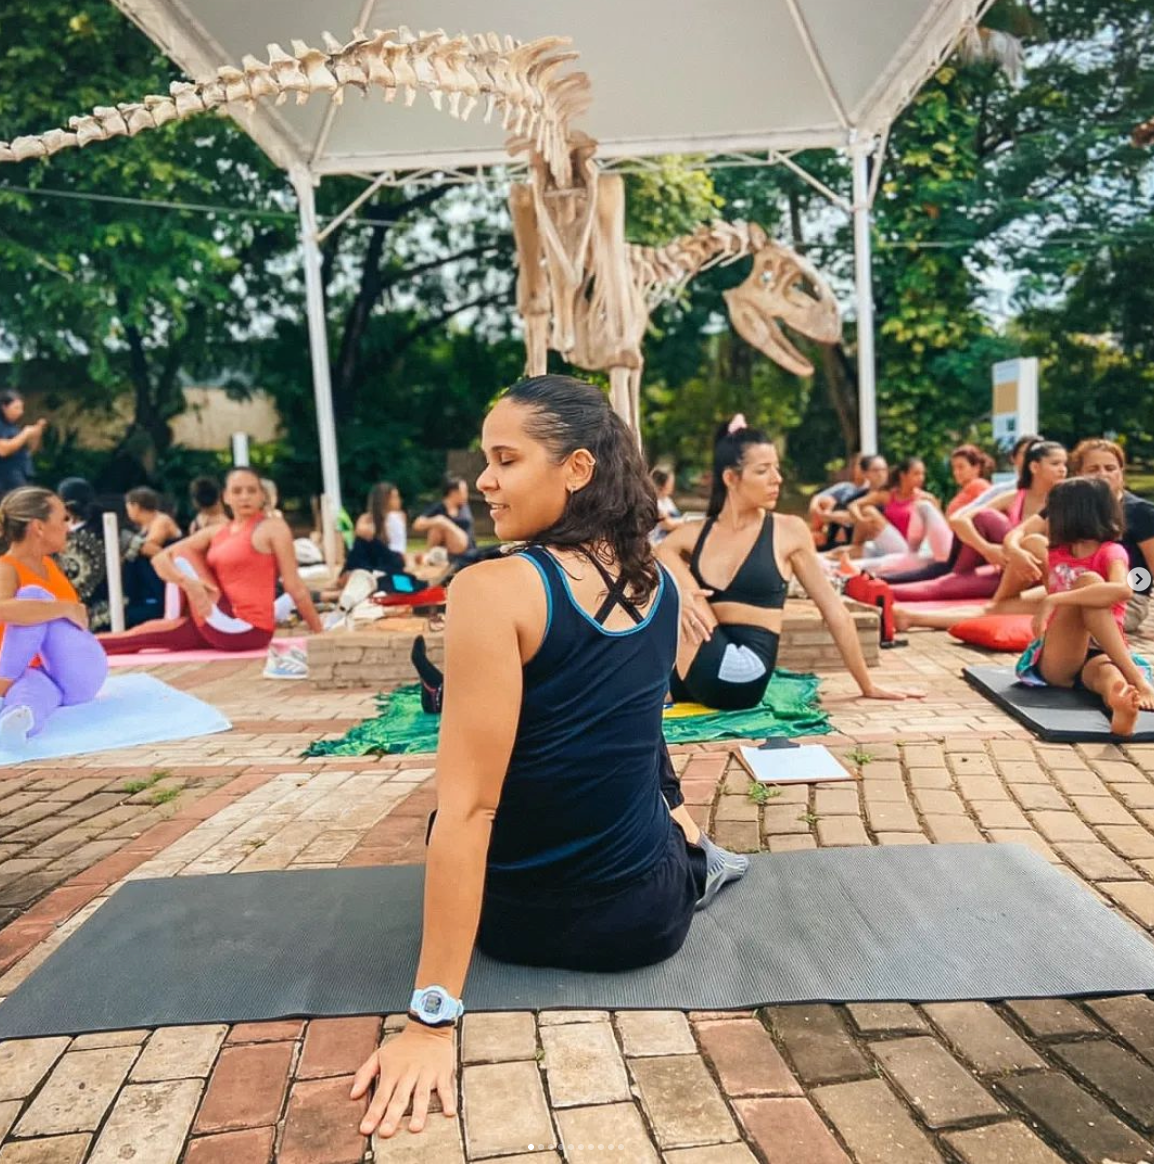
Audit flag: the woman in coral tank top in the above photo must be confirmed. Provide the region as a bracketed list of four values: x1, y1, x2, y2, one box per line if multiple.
[0, 487, 108, 746]
[99, 467, 323, 654]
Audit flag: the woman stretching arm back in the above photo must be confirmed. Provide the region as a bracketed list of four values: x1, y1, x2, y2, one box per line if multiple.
[658, 421, 923, 710]
[99, 467, 323, 653]
[353, 377, 744, 1140]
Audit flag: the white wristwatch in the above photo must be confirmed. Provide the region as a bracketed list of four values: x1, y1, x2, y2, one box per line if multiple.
[408, 985, 465, 1028]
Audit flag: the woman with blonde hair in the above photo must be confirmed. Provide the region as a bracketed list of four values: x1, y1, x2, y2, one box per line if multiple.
[0, 486, 107, 745]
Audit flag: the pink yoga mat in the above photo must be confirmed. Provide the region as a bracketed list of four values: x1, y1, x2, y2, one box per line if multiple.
[106, 637, 306, 667]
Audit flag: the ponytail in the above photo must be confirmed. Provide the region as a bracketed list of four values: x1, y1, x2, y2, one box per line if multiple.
[708, 417, 773, 518]
[0, 486, 55, 553]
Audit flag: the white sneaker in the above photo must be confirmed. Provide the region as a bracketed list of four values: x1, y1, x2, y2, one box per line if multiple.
[263, 645, 309, 680]
[425, 546, 449, 568]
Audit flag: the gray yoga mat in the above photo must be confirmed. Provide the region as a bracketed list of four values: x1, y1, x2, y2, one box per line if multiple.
[965, 664, 1154, 742]
[2, 844, 1153, 1038]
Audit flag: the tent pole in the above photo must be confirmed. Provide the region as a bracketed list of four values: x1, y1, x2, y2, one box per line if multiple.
[290, 164, 343, 516]
[850, 141, 878, 457]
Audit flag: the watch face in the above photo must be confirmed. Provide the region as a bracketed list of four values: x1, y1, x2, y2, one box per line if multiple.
[421, 992, 444, 1017]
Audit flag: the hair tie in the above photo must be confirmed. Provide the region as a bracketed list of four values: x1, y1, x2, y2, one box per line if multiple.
[727, 413, 747, 435]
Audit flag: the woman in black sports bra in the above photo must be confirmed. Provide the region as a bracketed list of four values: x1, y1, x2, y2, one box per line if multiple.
[658, 418, 925, 710]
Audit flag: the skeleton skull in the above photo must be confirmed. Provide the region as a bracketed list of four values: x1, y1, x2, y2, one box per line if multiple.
[722, 241, 841, 376]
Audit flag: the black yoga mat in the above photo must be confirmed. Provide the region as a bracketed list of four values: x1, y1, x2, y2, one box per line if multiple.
[964, 664, 1154, 742]
[3, 845, 1154, 1039]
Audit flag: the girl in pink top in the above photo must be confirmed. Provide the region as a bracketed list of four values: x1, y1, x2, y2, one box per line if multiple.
[1016, 477, 1154, 735]
[99, 468, 324, 654]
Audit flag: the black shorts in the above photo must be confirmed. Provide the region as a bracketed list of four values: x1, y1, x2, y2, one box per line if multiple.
[476, 824, 706, 972]
[670, 623, 779, 711]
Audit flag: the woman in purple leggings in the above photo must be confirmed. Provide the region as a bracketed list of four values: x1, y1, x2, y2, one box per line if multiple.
[0, 487, 107, 747]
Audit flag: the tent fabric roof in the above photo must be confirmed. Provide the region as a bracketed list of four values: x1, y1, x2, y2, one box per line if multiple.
[111, 0, 994, 178]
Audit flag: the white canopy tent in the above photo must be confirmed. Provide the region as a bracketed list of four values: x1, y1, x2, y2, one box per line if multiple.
[111, 0, 996, 511]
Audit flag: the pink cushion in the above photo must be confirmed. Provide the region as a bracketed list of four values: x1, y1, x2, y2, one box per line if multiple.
[949, 614, 1034, 652]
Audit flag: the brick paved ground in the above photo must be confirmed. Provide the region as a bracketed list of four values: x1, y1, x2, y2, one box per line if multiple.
[1, 626, 1154, 1162]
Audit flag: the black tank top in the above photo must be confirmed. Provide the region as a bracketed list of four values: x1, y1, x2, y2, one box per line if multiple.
[485, 546, 678, 892]
[689, 513, 787, 610]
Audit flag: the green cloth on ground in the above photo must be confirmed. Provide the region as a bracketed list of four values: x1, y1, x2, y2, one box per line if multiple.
[661, 669, 830, 744]
[304, 669, 829, 758]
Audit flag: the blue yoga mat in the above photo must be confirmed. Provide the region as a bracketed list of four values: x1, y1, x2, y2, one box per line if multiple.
[0, 672, 231, 766]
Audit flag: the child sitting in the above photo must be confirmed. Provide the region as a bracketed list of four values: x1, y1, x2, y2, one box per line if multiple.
[1016, 477, 1154, 735]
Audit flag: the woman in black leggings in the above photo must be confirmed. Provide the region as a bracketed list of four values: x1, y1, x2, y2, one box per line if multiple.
[354, 377, 748, 1143]
[658, 419, 924, 710]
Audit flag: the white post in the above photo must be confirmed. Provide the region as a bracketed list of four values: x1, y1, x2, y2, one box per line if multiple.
[290, 164, 343, 516]
[103, 512, 125, 633]
[320, 492, 339, 573]
[231, 432, 250, 467]
[851, 141, 878, 457]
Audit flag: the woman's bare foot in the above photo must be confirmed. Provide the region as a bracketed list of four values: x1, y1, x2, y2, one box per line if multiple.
[1137, 683, 1154, 712]
[893, 606, 913, 633]
[1107, 681, 1141, 736]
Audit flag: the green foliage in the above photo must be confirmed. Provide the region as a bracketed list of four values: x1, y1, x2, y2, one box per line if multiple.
[624, 158, 723, 243]
[1, 0, 1151, 513]
[0, 2, 295, 484]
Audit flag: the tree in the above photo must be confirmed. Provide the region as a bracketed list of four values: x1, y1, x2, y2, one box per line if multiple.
[0, 3, 296, 484]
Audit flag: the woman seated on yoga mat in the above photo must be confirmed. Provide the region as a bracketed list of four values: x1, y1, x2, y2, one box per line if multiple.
[843, 456, 952, 562]
[811, 454, 889, 552]
[1013, 476, 1154, 736]
[998, 439, 1154, 634]
[354, 481, 410, 559]
[891, 439, 1068, 631]
[0, 487, 108, 746]
[654, 419, 923, 711]
[351, 375, 749, 1141]
[99, 467, 323, 653]
[949, 439, 1067, 595]
[122, 487, 181, 627]
[877, 437, 1034, 589]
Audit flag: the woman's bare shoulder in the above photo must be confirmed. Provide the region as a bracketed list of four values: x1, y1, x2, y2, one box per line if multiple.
[661, 518, 703, 554]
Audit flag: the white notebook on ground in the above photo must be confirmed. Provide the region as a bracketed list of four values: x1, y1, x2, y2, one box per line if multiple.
[735, 743, 853, 784]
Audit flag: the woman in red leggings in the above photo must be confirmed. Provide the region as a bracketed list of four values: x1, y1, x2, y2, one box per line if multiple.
[99, 468, 323, 654]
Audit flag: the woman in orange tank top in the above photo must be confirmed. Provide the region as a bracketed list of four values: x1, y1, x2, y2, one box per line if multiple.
[98, 467, 323, 655]
[0, 487, 108, 746]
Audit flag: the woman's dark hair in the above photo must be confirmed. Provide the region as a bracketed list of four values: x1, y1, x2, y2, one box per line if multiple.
[1047, 477, 1123, 547]
[441, 474, 466, 498]
[189, 476, 220, 509]
[367, 481, 397, 542]
[1011, 433, 1043, 459]
[951, 444, 995, 479]
[651, 468, 672, 490]
[126, 486, 161, 512]
[887, 456, 923, 492]
[504, 375, 660, 602]
[0, 485, 55, 550]
[709, 421, 774, 518]
[57, 477, 100, 526]
[1018, 440, 1065, 489]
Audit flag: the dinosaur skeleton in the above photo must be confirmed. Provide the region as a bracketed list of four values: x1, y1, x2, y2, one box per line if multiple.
[0, 27, 590, 187]
[509, 138, 841, 429]
[0, 24, 840, 430]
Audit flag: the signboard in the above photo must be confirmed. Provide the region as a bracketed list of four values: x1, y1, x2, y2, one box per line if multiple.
[991, 358, 1039, 451]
